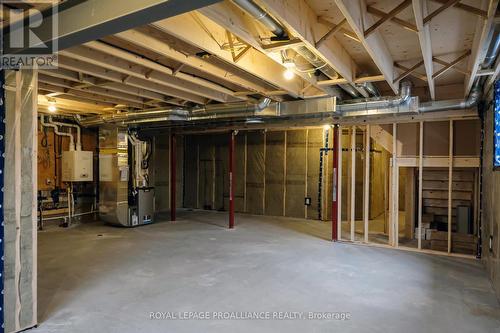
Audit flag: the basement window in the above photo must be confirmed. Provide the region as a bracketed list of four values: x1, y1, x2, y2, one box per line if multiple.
[495, 81, 500, 168]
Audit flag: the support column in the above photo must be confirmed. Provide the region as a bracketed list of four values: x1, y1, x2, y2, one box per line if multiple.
[170, 133, 176, 221]
[332, 125, 339, 241]
[229, 131, 235, 229]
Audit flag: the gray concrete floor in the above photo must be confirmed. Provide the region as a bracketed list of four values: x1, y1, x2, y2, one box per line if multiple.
[37, 210, 500, 333]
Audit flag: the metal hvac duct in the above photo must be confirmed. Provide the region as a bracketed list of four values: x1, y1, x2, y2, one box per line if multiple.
[78, 98, 272, 127]
[418, 83, 481, 113]
[233, 0, 379, 99]
[337, 80, 413, 114]
[419, 22, 500, 113]
[232, 0, 288, 39]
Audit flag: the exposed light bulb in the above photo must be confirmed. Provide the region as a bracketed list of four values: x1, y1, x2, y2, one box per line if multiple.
[323, 124, 331, 131]
[283, 68, 295, 80]
[48, 103, 57, 113]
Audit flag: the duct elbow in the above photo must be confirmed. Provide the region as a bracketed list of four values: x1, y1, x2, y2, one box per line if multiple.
[256, 97, 272, 111]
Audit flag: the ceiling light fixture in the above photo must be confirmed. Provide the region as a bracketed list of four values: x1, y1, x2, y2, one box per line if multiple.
[48, 102, 57, 113]
[283, 59, 296, 80]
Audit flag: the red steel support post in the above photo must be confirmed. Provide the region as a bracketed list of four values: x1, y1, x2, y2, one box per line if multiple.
[332, 125, 339, 241]
[170, 133, 176, 222]
[229, 131, 235, 228]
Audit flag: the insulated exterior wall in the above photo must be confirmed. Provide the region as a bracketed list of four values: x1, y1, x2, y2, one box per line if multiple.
[307, 129, 323, 219]
[214, 134, 228, 211]
[264, 131, 285, 217]
[153, 134, 170, 212]
[285, 130, 307, 218]
[183, 135, 198, 208]
[182, 128, 332, 221]
[234, 134, 246, 212]
[199, 136, 215, 210]
[175, 135, 184, 209]
[246, 131, 265, 215]
[4, 70, 38, 332]
[482, 88, 500, 300]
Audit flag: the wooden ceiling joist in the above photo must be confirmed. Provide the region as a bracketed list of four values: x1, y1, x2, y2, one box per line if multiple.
[394, 60, 424, 83]
[261, 38, 304, 52]
[315, 18, 347, 49]
[366, 5, 417, 33]
[394, 62, 427, 82]
[432, 56, 470, 76]
[60, 45, 237, 104]
[430, 0, 488, 19]
[334, 0, 399, 93]
[38, 82, 146, 109]
[432, 50, 471, 79]
[38, 74, 147, 106]
[364, 0, 412, 37]
[151, 12, 305, 98]
[318, 75, 386, 86]
[115, 29, 273, 95]
[423, 0, 461, 24]
[199, 0, 349, 97]
[464, 0, 499, 96]
[413, 0, 436, 99]
[40, 69, 174, 106]
[57, 55, 208, 105]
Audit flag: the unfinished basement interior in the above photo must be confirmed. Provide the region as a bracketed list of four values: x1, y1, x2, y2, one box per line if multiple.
[2, 0, 500, 332]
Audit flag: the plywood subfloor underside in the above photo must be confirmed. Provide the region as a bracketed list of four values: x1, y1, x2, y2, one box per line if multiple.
[37, 210, 500, 332]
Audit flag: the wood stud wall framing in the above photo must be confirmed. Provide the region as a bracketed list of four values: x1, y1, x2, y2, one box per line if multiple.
[331, 116, 478, 257]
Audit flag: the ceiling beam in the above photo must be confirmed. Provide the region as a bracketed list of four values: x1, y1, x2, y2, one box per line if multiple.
[40, 69, 174, 105]
[4, 0, 222, 54]
[423, 0, 461, 24]
[38, 74, 147, 106]
[464, 0, 499, 96]
[60, 46, 235, 103]
[199, 0, 348, 96]
[413, 0, 436, 99]
[366, 5, 417, 33]
[57, 55, 207, 105]
[85, 41, 245, 100]
[364, 0, 412, 37]
[334, 0, 399, 93]
[114, 29, 274, 96]
[38, 82, 145, 109]
[318, 75, 386, 86]
[151, 12, 304, 98]
[38, 95, 112, 115]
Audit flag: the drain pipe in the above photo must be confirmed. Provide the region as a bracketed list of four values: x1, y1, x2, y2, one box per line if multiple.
[40, 115, 75, 151]
[48, 117, 82, 151]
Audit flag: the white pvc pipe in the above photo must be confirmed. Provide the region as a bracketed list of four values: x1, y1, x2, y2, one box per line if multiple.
[48, 116, 81, 151]
[40, 116, 75, 151]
